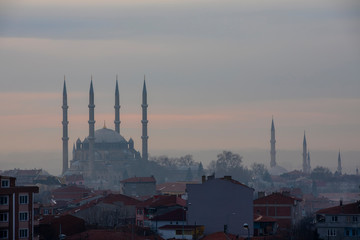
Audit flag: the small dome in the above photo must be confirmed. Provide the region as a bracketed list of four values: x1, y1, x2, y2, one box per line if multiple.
[93, 128, 127, 143]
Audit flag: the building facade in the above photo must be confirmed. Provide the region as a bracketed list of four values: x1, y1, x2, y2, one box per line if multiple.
[0, 175, 39, 240]
[253, 192, 302, 237]
[316, 201, 360, 239]
[187, 176, 254, 237]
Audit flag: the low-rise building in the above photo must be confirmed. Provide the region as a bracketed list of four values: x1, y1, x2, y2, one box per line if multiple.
[316, 201, 360, 239]
[136, 195, 186, 230]
[253, 192, 302, 237]
[121, 176, 156, 197]
[187, 175, 254, 237]
[0, 175, 39, 240]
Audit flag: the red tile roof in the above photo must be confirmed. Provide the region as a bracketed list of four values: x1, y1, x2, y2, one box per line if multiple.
[52, 185, 91, 194]
[137, 195, 186, 208]
[316, 201, 360, 215]
[101, 193, 141, 206]
[66, 228, 164, 240]
[200, 232, 244, 240]
[159, 225, 199, 230]
[254, 192, 301, 205]
[153, 208, 186, 221]
[121, 176, 156, 183]
[218, 177, 253, 189]
[156, 182, 187, 193]
[254, 214, 277, 223]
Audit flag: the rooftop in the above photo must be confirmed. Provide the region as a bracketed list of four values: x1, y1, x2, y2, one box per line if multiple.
[254, 192, 302, 205]
[121, 176, 156, 183]
[317, 201, 360, 215]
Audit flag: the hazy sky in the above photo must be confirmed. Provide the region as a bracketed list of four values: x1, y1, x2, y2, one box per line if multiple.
[0, 0, 359, 174]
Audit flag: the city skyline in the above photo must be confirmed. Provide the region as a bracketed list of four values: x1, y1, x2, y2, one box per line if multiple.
[0, 0, 359, 174]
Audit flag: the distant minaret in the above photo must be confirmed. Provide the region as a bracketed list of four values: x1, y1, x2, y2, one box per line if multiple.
[270, 117, 276, 168]
[303, 131, 308, 173]
[307, 151, 311, 173]
[88, 78, 96, 176]
[141, 76, 149, 161]
[62, 77, 69, 175]
[337, 150, 342, 175]
[114, 75, 121, 134]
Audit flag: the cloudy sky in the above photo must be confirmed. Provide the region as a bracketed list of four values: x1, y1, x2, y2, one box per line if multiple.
[0, 0, 359, 174]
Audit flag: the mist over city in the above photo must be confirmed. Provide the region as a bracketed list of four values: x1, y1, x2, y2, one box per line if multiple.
[0, 0, 359, 239]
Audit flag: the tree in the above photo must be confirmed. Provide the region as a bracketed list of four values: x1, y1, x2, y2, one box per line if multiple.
[216, 151, 243, 173]
[185, 167, 193, 181]
[177, 155, 195, 167]
[311, 166, 333, 180]
[251, 163, 272, 182]
[197, 162, 205, 177]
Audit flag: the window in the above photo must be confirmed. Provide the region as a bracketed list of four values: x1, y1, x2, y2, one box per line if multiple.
[44, 209, 49, 215]
[19, 212, 28, 221]
[0, 230, 8, 239]
[328, 229, 336, 236]
[353, 216, 358, 222]
[19, 195, 28, 204]
[1, 180, 9, 188]
[0, 213, 8, 222]
[331, 216, 338, 222]
[19, 229, 28, 238]
[0, 196, 8, 205]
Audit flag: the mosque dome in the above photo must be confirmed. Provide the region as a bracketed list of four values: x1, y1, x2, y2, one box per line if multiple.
[93, 127, 127, 143]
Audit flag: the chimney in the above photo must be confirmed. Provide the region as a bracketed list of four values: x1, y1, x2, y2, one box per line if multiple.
[207, 175, 214, 181]
[340, 199, 343, 206]
[258, 191, 265, 198]
[202, 175, 206, 183]
[224, 176, 232, 180]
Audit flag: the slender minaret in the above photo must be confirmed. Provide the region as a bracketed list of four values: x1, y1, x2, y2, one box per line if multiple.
[141, 76, 149, 161]
[302, 131, 308, 173]
[337, 150, 342, 175]
[62, 77, 69, 175]
[88, 78, 96, 176]
[270, 117, 276, 168]
[307, 151, 311, 173]
[114, 75, 121, 134]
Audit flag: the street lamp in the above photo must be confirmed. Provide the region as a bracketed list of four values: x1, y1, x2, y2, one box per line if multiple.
[243, 223, 250, 240]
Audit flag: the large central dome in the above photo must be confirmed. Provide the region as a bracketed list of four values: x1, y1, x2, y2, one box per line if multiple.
[93, 127, 127, 143]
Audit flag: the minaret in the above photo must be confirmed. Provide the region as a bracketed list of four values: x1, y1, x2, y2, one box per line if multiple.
[88, 78, 96, 176]
[307, 151, 311, 173]
[337, 150, 342, 175]
[114, 75, 121, 134]
[141, 76, 149, 161]
[270, 117, 276, 168]
[62, 77, 69, 175]
[302, 131, 308, 173]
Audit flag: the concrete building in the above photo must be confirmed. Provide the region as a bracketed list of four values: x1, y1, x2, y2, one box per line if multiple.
[254, 192, 302, 237]
[0, 175, 39, 240]
[121, 176, 156, 197]
[186, 176, 254, 237]
[316, 201, 360, 239]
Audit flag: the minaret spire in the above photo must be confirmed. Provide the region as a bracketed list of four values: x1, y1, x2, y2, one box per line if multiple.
[302, 131, 308, 173]
[337, 150, 342, 175]
[270, 117, 276, 168]
[88, 78, 95, 177]
[141, 76, 149, 161]
[307, 150, 311, 173]
[62, 77, 69, 175]
[114, 75, 121, 134]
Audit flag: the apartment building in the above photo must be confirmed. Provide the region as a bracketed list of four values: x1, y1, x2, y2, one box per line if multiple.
[0, 175, 39, 240]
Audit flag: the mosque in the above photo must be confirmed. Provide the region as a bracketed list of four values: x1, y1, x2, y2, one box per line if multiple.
[61, 76, 149, 189]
